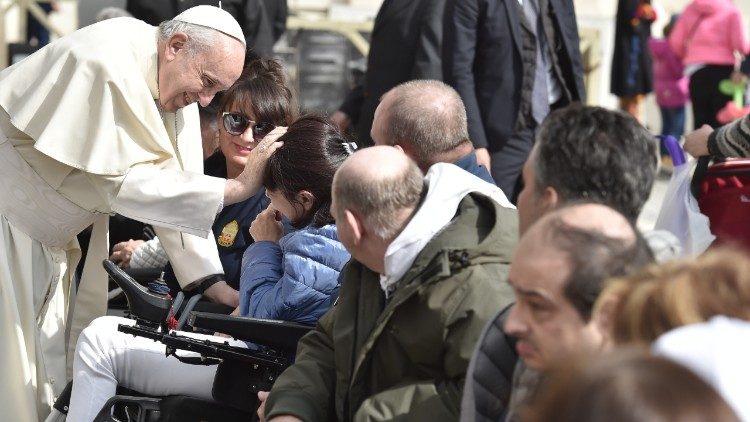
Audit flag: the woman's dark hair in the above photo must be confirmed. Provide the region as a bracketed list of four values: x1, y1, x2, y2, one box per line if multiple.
[523, 349, 740, 422]
[263, 115, 356, 228]
[218, 58, 299, 127]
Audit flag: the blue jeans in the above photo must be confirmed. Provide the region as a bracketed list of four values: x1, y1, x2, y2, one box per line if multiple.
[659, 106, 686, 155]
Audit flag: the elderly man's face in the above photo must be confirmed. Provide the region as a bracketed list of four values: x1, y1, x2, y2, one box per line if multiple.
[504, 233, 601, 371]
[159, 34, 244, 112]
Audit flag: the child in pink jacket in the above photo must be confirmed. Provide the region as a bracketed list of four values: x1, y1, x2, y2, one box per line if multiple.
[669, 0, 749, 129]
[650, 16, 689, 160]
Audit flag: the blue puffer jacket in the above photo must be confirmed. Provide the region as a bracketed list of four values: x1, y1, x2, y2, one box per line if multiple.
[239, 224, 350, 325]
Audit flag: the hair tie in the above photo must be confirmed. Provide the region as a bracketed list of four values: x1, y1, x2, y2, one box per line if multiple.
[342, 141, 358, 156]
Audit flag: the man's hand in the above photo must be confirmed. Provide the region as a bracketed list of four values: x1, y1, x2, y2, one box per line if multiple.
[683, 124, 714, 158]
[226, 127, 288, 205]
[475, 148, 491, 170]
[257, 391, 302, 422]
[257, 391, 269, 422]
[731, 70, 747, 85]
[110, 239, 144, 268]
[249, 208, 284, 243]
[202, 280, 239, 308]
[330, 111, 351, 133]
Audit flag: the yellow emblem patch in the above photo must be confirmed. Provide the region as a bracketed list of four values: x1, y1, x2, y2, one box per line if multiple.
[218, 220, 239, 247]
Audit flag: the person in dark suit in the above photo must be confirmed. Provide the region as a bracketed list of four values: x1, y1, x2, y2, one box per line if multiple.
[610, 0, 655, 120]
[126, 0, 274, 57]
[261, 0, 288, 43]
[331, 0, 445, 146]
[443, 0, 585, 201]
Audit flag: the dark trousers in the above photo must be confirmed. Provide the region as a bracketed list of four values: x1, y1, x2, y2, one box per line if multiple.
[659, 105, 686, 155]
[490, 127, 536, 203]
[689, 65, 734, 130]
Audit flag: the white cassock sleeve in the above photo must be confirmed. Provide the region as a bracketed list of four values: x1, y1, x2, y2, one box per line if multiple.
[112, 164, 225, 237]
[154, 226, 223, 290]
[112, 164, 226, 288]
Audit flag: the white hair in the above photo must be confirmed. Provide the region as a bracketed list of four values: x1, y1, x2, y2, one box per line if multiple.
[158, 20, 219, 56]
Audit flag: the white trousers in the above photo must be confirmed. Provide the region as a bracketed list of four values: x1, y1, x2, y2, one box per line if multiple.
[67, 316, 247, 421]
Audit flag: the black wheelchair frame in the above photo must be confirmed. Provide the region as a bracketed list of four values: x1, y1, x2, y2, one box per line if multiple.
[56, 260, 312, 422]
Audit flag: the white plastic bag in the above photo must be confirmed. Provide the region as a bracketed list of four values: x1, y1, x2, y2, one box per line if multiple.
[654, 160, 715, 257]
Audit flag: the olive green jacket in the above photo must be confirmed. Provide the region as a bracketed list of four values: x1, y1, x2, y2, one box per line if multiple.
[265, 193, 517, 421]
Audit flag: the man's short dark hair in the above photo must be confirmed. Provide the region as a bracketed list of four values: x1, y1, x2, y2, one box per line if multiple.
[544, 214, 654, 321]
[533, 105, 657, 221]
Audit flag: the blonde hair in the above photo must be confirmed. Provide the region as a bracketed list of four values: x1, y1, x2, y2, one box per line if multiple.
[598, 248, 750, 345]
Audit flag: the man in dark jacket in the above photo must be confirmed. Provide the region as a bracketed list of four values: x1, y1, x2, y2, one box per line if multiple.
[260, 146, 518, 421]
[443, 0, 586, 201]
[261, 0, 288, 43]
[371, 80, 495, 183]
[461, 105, 659, 422]
[331, 0, 445, 146]
[461, 203, 654, 422]
[126, 0, 275, 56]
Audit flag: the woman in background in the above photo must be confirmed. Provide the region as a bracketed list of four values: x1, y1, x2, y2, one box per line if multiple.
[669, 0, 749, 129]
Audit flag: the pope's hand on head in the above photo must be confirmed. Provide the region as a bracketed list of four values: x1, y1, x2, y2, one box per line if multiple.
[246, 126, 287, 164]
[249, 207, 284, 243]
[240, 126, 287, 181]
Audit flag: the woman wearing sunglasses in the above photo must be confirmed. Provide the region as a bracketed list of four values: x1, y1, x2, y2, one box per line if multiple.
[174, 58, 297, 298]
[127, 58, 298, 301]
[65, 116, 354, 421]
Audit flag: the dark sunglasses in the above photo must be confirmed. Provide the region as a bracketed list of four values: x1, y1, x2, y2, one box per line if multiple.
[221, 112, 276, 139]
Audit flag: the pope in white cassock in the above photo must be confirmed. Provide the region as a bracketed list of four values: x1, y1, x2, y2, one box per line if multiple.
[0, 6, 282, 420]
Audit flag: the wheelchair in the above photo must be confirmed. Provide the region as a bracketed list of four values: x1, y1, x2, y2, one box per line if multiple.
[53, 260, 312, 422]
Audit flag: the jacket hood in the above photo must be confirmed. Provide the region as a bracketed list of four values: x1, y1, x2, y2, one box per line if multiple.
[691, 0, 731, 15]
[380, 164, 515, 295]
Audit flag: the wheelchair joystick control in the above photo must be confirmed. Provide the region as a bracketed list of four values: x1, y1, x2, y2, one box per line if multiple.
[102, 260, 172, 327]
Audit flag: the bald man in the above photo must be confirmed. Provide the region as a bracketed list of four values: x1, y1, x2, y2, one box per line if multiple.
[370, 80, 494, 184]
[461, 203, 654, 422]
[260, 146, 518, 421]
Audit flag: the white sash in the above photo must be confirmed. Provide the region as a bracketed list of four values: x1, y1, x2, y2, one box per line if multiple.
[0, 138, 96, 247]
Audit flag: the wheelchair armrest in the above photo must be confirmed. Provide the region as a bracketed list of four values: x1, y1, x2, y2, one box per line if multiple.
[188, 312, 313, 352]
[124, 268, 164, 285]
[103, 260, 172, 326]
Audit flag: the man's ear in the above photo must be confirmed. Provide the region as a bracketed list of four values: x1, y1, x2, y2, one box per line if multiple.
[541, 186, 559, 212]
[296, 190, 315, 213]
[343, 209, 363, 246]
[165, 32, 189, 61]
[591, 292, 619, 350]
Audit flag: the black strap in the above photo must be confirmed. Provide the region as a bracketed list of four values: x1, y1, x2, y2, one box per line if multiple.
[197, 274, 225, 294]
[690, 156, 711, 199]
